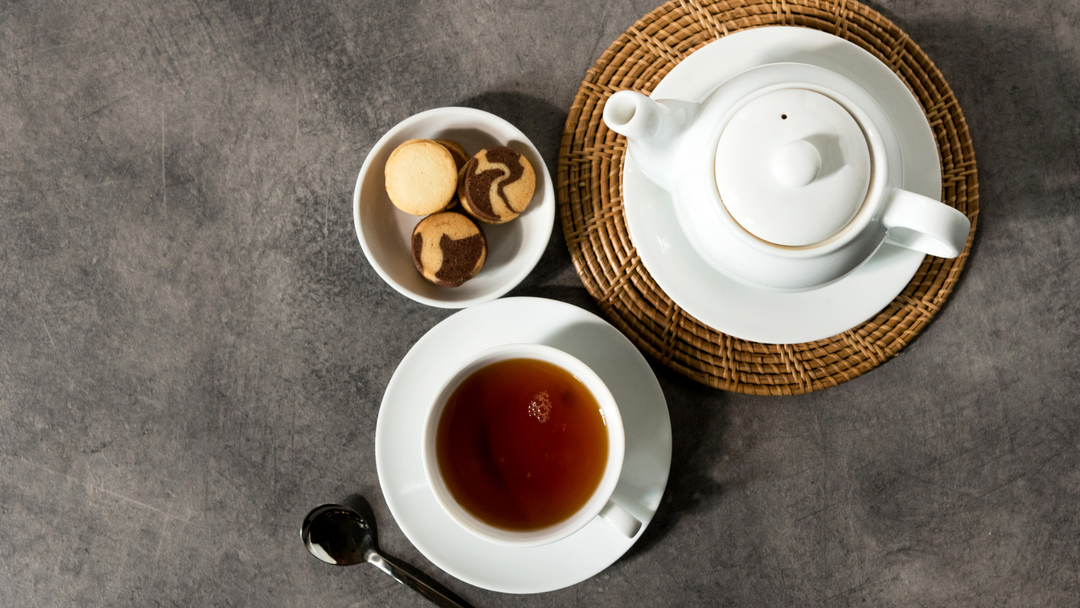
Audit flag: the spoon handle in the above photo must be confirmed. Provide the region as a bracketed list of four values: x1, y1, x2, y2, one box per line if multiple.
[368, 552, 475, 608]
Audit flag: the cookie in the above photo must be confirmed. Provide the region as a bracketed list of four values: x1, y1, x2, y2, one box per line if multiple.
[458, 146, 536, 224]
[411, 212, 487, 287]
[435, 139, 470, 170]
[435, 139, 470, 210]
[384, 139, 458, 215]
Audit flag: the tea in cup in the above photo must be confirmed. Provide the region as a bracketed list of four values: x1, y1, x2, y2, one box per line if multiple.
[422, 343, 641, 547]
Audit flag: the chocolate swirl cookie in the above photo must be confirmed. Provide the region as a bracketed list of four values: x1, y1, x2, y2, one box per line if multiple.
[458, 146, 536, 224]
[411, 212, 487, 287]
[434, 139, 469, 210]
[435, 139, 470, 170]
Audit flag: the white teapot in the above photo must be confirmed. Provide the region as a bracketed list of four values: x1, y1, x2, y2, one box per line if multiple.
[603, 63, 971, 291]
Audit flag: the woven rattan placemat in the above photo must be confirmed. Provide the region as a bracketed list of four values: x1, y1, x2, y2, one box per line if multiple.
[556, 0, 979, 395]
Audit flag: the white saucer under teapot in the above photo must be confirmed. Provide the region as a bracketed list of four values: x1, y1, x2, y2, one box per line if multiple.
[603, 62, 970, 292]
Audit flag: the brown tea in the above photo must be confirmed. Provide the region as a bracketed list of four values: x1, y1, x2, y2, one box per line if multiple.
[435, 358, 609, 531]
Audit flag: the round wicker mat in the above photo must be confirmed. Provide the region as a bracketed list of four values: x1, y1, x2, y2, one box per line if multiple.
[556, 0, 979, 395]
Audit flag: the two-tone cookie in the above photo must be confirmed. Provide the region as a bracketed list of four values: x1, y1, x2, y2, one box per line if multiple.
[434, 139, 469, 209]
[411, 212, 487, 287]
[435, 139, 470, 170]
[384, 139, 459, 215]
[458, 146, 536, 224]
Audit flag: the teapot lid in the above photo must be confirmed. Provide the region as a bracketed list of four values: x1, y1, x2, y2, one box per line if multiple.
[714, 88, 871, 247]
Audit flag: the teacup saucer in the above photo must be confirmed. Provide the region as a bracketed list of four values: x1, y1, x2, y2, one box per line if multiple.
[622, 27, 941, 344]
[375, 297, 672, 593]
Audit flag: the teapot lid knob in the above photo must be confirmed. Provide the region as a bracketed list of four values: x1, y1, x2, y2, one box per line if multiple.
[773, 140, 821, 187]
[714, 88, 871, 247]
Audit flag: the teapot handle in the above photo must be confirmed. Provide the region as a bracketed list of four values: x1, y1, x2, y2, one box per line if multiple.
[881, 189, 971, 258]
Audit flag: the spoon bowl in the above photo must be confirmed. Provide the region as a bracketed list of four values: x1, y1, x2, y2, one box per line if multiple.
[302, 504, 373, 566]
[301, 503, 474, 608]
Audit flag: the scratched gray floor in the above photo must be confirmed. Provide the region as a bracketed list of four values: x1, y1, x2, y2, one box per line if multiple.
[2, 1, 1079, 606]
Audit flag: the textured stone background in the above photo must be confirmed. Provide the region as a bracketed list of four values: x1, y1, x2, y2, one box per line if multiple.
[2, 0, 1079, 606]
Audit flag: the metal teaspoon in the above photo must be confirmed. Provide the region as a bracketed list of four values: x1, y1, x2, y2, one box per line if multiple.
[301, 503, 475, 608]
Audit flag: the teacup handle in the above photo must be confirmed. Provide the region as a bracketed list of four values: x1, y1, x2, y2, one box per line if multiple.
[599, 501, 642, 538]
[882, 188, 971, 258]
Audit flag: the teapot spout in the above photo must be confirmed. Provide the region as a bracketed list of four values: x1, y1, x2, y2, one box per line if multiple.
[604, 91, 697, 188]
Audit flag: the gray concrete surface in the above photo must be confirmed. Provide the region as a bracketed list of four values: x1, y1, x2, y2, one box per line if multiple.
[2, 0, 1078, 606]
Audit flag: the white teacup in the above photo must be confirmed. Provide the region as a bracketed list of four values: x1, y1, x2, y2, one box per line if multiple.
[421, 343, 642, 547]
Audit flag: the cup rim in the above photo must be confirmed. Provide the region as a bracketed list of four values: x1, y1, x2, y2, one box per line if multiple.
[420, 343, 625, 548]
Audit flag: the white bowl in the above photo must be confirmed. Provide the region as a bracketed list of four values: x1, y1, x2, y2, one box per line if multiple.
[353, 107, 555, 308]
